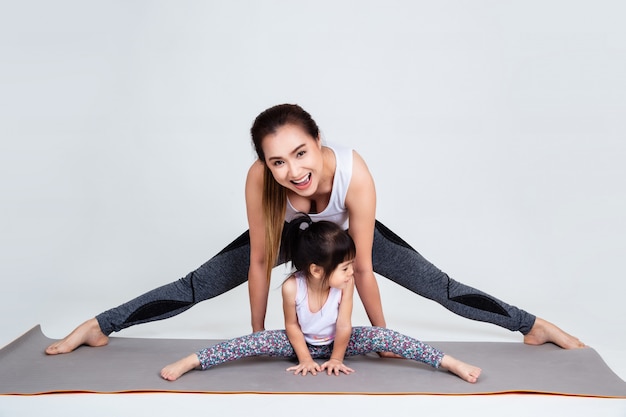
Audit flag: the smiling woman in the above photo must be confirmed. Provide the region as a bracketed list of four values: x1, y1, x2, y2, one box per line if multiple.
[45, 103, 584, 357]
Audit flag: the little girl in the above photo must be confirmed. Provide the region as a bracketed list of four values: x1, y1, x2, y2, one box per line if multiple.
[161, 216, 482, 383]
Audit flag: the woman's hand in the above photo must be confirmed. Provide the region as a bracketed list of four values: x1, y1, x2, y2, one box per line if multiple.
[286, 359, 322, 376]
[320, 358, 355, 376]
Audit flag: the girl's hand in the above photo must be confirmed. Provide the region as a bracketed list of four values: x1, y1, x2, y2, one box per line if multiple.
[321, 358, 355, 376]
[286, 359, 322, 376]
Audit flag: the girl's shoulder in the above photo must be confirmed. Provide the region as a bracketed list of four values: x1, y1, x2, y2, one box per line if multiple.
[281, 272, 301, 292]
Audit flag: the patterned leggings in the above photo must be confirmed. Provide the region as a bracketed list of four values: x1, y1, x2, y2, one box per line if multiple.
[196, 326, 444, 370]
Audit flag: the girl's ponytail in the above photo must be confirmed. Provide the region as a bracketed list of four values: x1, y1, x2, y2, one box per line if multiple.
[280, 214, 313, 269]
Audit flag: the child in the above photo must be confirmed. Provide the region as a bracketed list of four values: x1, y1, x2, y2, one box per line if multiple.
[161, 216, 481, 383]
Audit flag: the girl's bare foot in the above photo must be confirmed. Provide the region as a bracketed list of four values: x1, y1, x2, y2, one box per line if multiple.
[45, 318, 109, 355]
[524, 317, 585, 349]
[160, 354, 201, 381]
[440, 355, 481, 383]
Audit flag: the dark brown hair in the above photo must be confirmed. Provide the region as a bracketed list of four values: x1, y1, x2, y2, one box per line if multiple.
[250, 104, 321, 282]
[282, 215, 356, 282]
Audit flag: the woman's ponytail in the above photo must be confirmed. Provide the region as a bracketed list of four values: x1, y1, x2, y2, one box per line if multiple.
[250, 104, 320, 283]
[262, 165, 286, 282]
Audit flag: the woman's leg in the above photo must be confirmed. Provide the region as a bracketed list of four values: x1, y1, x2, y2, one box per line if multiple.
[96, 230, 252, 334]
[46, 230, 252, 354]
[372, 221, 536, 334]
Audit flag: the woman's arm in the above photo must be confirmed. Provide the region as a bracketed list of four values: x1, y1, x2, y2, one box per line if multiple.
[282, 277, 321, 375]
[245, 161, 270, 332]
[345, 151, 387, 328]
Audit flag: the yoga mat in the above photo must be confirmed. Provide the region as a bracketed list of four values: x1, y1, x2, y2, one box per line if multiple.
[1, 325, 625, 397]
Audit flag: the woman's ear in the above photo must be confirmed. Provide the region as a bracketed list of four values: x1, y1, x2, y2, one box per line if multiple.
[308, 263, 324, 279]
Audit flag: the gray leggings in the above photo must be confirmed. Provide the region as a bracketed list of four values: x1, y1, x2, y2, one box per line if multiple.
[96, 221, 535, 335]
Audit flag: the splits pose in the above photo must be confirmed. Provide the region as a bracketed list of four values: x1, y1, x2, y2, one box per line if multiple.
[46, 103, 583, 357]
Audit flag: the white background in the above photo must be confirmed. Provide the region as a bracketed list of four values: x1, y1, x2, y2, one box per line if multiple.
[1, 1, 624, 416]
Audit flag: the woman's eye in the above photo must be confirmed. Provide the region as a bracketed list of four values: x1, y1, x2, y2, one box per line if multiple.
[297, 150, 306, 157]
[273, 160, 284, 166]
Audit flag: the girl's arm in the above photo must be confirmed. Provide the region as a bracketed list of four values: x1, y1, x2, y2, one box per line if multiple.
[245, 161, 270, 332]
[345, 151, 387, 328]
[321, 278, 355, 376]
[282, 276, 322, 375]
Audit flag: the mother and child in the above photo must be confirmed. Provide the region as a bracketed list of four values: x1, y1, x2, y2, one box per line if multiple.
[45, 103, 584, 373]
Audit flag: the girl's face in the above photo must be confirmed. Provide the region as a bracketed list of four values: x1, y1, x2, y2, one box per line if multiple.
[327, 260, 354, 290]
[261, 124, 324, 197]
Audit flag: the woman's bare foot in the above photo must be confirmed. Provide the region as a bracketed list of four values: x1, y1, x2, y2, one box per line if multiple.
[524, 317, 585, 349]
[440, 355, 481, 383]
[160, 354, 201, 381]
[45, 318, 109, 355]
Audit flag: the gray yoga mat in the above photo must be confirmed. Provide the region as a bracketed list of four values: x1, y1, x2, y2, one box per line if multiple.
[1, 325, 625, 397]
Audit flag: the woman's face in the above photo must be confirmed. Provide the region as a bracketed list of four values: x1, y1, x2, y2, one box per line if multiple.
[261, 124, 324, 197]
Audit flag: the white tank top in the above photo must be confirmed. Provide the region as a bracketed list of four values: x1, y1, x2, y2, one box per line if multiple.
[284, 144, 353, 230]
[294, 271, 342, 346]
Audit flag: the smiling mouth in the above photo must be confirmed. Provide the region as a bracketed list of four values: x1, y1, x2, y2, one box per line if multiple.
[291, 173, 312, 189]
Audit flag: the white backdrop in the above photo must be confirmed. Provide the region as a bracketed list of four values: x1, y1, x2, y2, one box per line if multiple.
[1, 1, 625, 416]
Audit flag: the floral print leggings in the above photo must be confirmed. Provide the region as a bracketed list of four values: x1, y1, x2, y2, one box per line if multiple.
[196, 326, 444, 370]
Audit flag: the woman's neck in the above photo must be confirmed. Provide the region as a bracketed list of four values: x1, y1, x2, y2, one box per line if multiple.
[316, 146, 335, 196]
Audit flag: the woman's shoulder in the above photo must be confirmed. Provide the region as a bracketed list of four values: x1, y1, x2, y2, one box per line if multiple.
[325, 144, 368, 170]
[246, 159, 265, 180]
[245, 160, 265, 201]
[346, 150, 374, 189]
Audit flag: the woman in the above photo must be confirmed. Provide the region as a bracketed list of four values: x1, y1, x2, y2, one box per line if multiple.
[46, 104, 583, 355]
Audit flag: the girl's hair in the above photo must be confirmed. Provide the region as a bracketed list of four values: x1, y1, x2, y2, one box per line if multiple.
[250, 104, 321, 282]
[281, 215, 356, 281]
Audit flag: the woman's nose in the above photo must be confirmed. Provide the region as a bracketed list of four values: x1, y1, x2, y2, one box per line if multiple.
[288, 162, 301, 178]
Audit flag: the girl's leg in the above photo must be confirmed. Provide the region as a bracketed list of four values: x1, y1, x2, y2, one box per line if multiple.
[345, 326, 481, 383]
[196, 330, 295, 369]
[345, 326, 444, 367]
[161, 329, 295, 381]
[372, 221, 536, 334]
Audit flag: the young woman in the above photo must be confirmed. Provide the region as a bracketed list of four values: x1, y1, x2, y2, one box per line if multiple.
[160, 217, 481, 383]
[46, 103, 584, 356]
